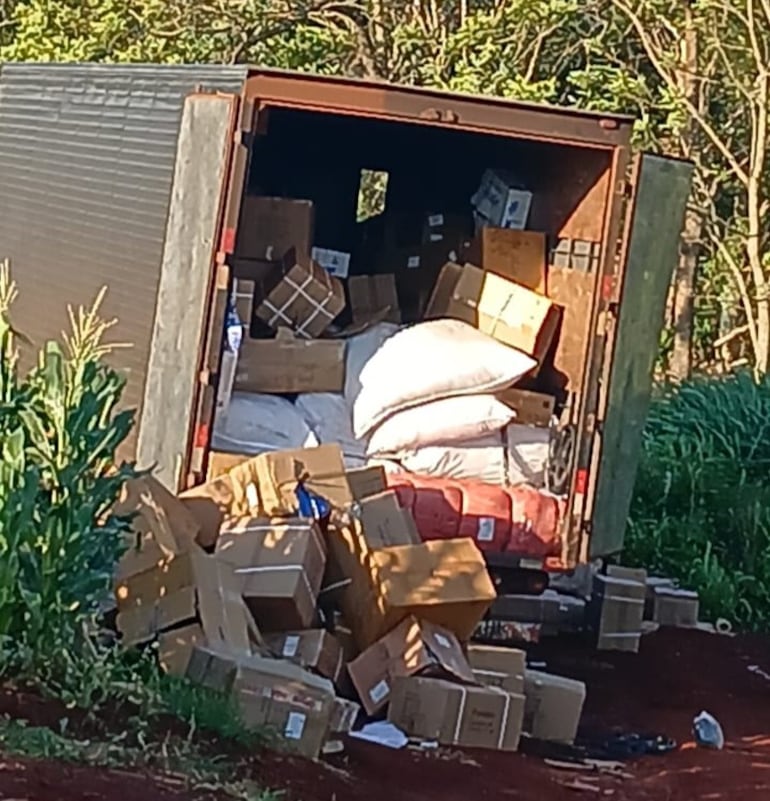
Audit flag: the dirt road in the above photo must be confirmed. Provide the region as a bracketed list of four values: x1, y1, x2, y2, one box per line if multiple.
[2, 628, 769, 801]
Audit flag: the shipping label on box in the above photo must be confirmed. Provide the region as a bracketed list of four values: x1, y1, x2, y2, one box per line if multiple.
[235, 196, 314, 262]
[265, 629, 344, 684]
[312, 247, 351, 279]
[389, 676, 525, 752]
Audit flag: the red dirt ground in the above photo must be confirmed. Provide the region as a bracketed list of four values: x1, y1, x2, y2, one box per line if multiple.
[1, 628, 769, 801]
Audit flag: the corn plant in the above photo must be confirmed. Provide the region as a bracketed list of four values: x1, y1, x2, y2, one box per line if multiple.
[0, 260, 137, 676]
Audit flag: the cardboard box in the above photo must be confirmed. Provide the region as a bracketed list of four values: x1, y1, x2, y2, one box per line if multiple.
[461, 229, 546, 293]
[330, 697, 360, 734]
[523, 669, 586, 744]
[495, 388, 555, 428]
[187, 648, 335, 760]
[233, 278, 255, 325]
[231, 258, 277, 283]
[490, 591, 586, 631]
[644, 576, 678, 619]
[653, 587, 699, 628]
[422, 213, 472, 246]
[426, 262, 561, 363]
[354, 490, 421, 549]
[327, 518, 496, 649]
[467, 645, 525, 695]
[347, 616, 475, 715]
[236, 196, 314, 263]
[158, 623, 205, 677]
[216, 517, 326, 631]
[235, 331, 345, 394]
[389, 677, 525, 751]
[179, 473, 239, 550]
[348, 275, 401, 325]
[265, 630, 344, 684]
[345, 465, 387, 501]
[607, 565, 648, 584]
[311, 247, 351, 279]
[471, 170, 532, 230]
[591, 574, 646, 653]
[254, 249, 345, 339]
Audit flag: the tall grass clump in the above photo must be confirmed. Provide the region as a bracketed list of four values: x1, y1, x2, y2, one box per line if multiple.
[625, 371, 770, 629]
[0, 260, 138, 689]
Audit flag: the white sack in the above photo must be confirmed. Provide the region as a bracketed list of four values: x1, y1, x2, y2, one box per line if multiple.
[366, 394, 516, 456]
[344, 322, 400, 410]
[295, 393, 367, 468]
[353, 319, 536, 439]
[212, 392, 318, 455]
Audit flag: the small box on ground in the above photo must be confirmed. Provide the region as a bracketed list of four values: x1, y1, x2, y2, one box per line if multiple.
[467, 645, 525, 695]
[426, 262, 561, 364]
[471, 170, 532, 230]
[590, 574, 646, 653]
[236, 196, 314, 263]
[653, 587, 699, 628]
[265, 630, 344, 684]
[254, 249, 345, 338]
[216, 517, 326, 631]
[235, 331, 345, 394]
[389, 676, 525, 752]
[347, 616, 475, 715]
[348, 275, 401, 324]
[523, 669, 586, 744]
[330, 697, 360, 734]
[461, 228, 546, 293]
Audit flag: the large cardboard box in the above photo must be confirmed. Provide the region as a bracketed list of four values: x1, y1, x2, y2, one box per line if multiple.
[461, 229, 546, 293]
[265, 629, 344, 684]
[189, 646, 336, 760]
[235, 331, 345, 394]
[348, 275, 401, 324]
[591, 574, 646, 653]
[354, 490, 421, 549]
[216, 517, 326, 631]
[235, 196, 314, 263]
[389, 676, 525, 751]
[347, 616, 475, 715]
[327, 517, 496, 649]
[426, 262, 561, 363]
[467, 645, 526, 695]
[523, 669, 586, 744]
[254, 249, 345, 339]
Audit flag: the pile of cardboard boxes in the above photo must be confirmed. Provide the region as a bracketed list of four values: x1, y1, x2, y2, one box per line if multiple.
[114, 442, 591, 758]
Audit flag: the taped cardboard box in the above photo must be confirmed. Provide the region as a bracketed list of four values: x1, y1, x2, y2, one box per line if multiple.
[353, 490, 421, 549]
[591, 574, 645, 653]
[330, 697, 360, 734]
[216, 517, 326, 631]
[348, 275, 401, 325]
[653, 587, 699, 628]
[523, 669, 586, 744]
[346, 465, 387, 501]
[347, 616, 475, 715]
[389, 676, 525, 752]
[235, 330, 345, 394]
[265, 630, 344, 684]
[461, 229, 546, 293]
[426, 262, 561, 364]
[327, 517, 496, 650]
[254, 249, 345, 339]
[467, 645, 525, 695]
[235, 196, 314, 263]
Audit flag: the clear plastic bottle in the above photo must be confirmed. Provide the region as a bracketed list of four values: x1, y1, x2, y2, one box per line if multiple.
[693, 711, 725, 750]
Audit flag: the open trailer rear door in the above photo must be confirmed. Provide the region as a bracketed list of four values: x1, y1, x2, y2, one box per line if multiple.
[585, 153, 694, 561]
[136, 91, 251, 492]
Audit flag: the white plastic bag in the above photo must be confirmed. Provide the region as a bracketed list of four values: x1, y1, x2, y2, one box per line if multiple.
[366, 394, 516, 456]
[295, 393, 367, 468]
[212, 392, 318, 455]
[353, 319, 536, 439]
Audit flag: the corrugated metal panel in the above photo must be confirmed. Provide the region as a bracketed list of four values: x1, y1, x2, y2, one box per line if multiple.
[0, 63, 247, 457]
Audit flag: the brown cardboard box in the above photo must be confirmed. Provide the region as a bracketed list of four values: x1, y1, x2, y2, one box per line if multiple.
[233, 278, 255, 325]
[653, 587, 699, 628]
[644, 576, 678, 619]
[460, 229, 546, 293]
[347, 616, 475, 715]
[354, 490, 421, 549]
[591, 574, 646, 653]
[204, 453, 249, 481]
[523, 669, 586, 744]
[467, 645, 525, 695]
[236, 196, 314, 263]
[495, 388, 555, 428]
[330, 697, 360, 734]
[345, 465, 387, 501]
[216, 517, 326, 631]
[231, 258, 277, 283]
[254, 249, 345, 339]
[348, 275, 401, 324]
[158, 623, 204, 677]
[235, 331, 345, 394]
[490, 591, 586, 631]
[426, 262, 561, 364]
[265, 630, 344, 684]
[327, 516, 496, 649]
[179, 473, 239, 550]
[389, 676, 525, 752]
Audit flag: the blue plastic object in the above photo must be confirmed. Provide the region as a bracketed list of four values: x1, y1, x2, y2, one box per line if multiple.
[295, 484, 331, 521]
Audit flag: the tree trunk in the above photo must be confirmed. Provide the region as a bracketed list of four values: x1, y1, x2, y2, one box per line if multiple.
[670, 208, 700, 379]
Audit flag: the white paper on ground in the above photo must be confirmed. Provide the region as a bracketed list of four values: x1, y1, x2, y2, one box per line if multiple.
[349, 721, 409, 750]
